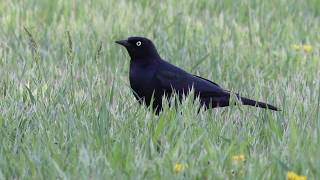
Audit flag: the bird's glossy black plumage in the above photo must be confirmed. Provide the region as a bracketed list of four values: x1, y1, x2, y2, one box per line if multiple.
[116, 36, 279, 113]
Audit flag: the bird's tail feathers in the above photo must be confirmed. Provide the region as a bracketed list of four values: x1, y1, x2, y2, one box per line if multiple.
[237, 95, 279, 111]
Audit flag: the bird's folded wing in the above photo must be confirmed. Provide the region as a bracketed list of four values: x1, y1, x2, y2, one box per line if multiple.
[155, 69, 229, 97]
[155, 69, 188, 91]
[192, 75, 221, 87]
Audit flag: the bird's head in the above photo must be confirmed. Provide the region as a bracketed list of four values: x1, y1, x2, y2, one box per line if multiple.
[115, 37, 160, 61]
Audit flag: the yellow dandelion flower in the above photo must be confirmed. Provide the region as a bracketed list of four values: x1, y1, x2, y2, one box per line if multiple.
[292, 44, 301, 50]
[174, 163, 185, 173]
[291, 44, 313, 53]
[287, 171, 307, 180]
[302, 45, 312, 52]
[232, 154, 245, 161]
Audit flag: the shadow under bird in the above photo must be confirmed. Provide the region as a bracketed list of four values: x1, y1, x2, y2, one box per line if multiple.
[116, 36, 279, 114]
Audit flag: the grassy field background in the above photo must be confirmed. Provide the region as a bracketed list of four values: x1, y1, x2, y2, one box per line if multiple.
[0, 0, 319, 179]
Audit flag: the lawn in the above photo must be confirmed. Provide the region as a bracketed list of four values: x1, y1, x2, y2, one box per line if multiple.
[0, 0, 319, 179]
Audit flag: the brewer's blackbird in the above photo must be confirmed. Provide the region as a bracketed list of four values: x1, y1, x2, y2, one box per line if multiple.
[116, 36, 279, 113]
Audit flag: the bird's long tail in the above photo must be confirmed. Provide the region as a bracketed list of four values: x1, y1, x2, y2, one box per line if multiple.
[237, 95, 279, 111]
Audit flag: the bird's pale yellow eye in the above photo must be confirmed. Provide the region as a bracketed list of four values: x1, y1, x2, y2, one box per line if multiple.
[136, 41, 142, 46]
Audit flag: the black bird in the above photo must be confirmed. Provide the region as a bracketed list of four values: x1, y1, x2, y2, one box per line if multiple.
[116, 36, 279, 113]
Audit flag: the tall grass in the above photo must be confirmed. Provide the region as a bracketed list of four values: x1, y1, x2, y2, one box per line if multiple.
[0, 0, 319, 179]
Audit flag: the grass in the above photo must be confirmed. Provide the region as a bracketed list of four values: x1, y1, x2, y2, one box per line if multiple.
[0, 0, 319, 179]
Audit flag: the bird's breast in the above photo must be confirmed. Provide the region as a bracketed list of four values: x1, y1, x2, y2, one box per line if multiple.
[129, 63, 158, 99]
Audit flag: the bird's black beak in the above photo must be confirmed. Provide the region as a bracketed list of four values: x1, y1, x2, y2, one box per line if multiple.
[115, 39, 130, 47]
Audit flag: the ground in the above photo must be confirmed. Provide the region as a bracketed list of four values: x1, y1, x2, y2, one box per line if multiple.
[0, 0, 319, 179]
